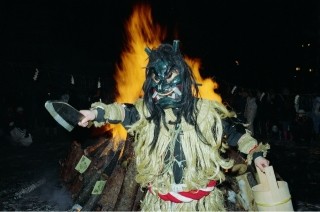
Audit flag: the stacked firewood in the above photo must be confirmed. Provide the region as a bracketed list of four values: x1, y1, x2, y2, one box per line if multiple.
[59, 134, 144, 211]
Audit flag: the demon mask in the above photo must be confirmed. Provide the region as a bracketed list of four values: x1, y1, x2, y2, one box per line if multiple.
[145, 40, 183, 109]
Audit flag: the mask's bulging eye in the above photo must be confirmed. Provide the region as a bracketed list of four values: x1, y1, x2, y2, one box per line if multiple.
[166, 69, 179, 83]
[152, 73, 160, 83]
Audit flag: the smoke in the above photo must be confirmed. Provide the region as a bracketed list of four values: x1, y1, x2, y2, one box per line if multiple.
[38, 177, 73, 210]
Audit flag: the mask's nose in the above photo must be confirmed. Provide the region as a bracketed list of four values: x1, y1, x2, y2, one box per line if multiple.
[157, 80, 166, 92]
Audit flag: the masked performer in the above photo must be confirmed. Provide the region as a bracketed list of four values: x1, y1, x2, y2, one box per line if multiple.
[78, 40, 270, 211]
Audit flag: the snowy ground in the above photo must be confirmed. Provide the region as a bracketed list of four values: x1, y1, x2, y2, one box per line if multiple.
[0, 127, 74, 211]
[0, 126, 320, 211]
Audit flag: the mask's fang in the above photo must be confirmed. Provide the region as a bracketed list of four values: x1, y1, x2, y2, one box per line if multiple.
[173, 87, 182, 96]
[152, 91, 158, 98]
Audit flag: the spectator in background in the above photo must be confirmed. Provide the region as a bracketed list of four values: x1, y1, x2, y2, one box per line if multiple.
[292, 109, 313, 144]
[277, 88, 295, 142]
[244, 89, 257, 136]
[229, 87, 247, 122]
[60, 93, 70, 103]
[14, 106, 28, 130]
[255, 89, 270, 139]
[6, 105, 33, 147]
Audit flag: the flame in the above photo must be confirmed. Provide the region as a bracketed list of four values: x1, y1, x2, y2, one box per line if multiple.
[107, 3, 221, 144]
[106, 3, 166, 144]
[114, 3, 166, 103]
[185, 56, 222, 102]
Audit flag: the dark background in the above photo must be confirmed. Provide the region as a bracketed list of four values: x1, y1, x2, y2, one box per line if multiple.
[1, 0, 319, 95]
[0, 2, 319, 210]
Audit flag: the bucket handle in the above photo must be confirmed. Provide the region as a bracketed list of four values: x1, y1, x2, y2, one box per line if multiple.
[256, 165, 279, 197]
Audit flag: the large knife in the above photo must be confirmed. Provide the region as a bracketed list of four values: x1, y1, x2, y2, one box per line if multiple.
[45, 100, 85, 132]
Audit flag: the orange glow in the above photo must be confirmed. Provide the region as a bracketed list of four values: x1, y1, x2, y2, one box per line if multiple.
[185, 56, 222, 103]
[106, 3, 167, 144]
[107, 3, 221, 144]
[114, 3, 166, 103]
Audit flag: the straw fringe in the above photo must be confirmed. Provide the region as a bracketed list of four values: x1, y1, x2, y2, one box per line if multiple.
[130, 99, 236, 210]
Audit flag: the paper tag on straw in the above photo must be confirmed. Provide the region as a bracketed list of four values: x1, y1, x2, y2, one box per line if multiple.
[92, 180, 106, 194]
[75, 155, 91, 174]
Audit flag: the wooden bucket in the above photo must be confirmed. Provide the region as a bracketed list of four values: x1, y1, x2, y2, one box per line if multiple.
[252, 166, 294, 211]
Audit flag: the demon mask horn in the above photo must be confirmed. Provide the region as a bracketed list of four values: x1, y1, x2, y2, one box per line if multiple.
[144, 40, 180, 55]
[145, 47, 152, 56]
[173, 40, 180, 52]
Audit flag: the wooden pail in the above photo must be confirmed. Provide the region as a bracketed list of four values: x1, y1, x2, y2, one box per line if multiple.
[252, 166, 294, 211]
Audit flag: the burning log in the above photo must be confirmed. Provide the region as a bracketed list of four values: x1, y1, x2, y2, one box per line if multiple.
[75, 166, 101, 206]
[61, 136, 127, 211]
[96, 136, 142, 211]
[74, 141, 121, 205]
[114, 159, 139, 211]
[84, 137, 109, 156]
[81, 194, 100, 211]
[97, 164, 126, 211]
[68, 175, 84, 199]
[59, 130, 151, 211]
[60, 141, 83, 184]
[81, 141, 113, 187]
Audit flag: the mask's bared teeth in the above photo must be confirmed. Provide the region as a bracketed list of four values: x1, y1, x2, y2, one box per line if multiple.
[152, 91, 158, 98]
[158, 90, 174, 96]
[173, 87, 182, 95]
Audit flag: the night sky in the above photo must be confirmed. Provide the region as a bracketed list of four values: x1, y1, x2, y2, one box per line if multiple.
[2, 0, 319, 92]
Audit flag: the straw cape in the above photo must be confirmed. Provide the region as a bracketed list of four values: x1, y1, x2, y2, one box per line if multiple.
[121, 98, 268, 211]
